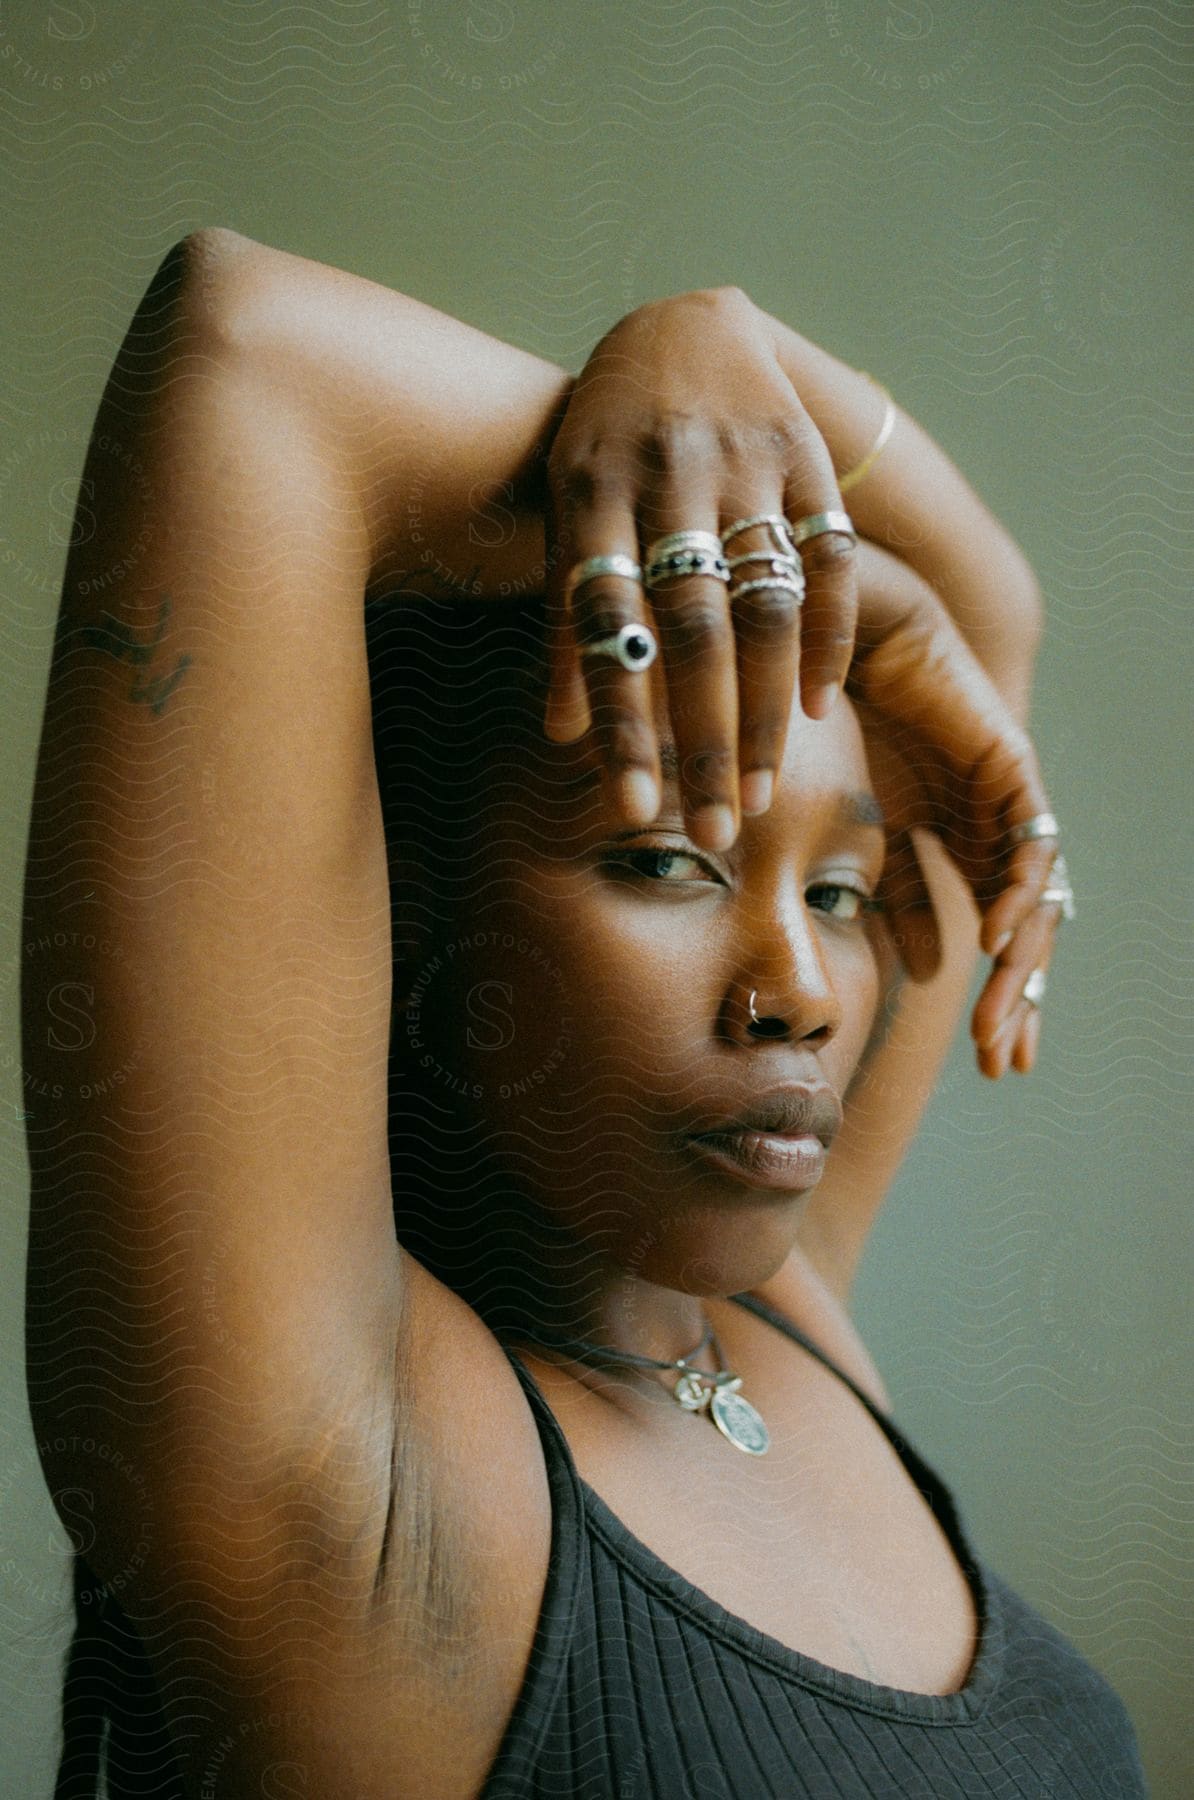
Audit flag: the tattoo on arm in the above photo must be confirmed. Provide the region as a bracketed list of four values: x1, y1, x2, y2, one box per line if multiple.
[64, 592, 192, 717]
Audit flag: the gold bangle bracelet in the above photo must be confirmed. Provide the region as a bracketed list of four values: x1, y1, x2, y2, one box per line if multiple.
[837, 373, 897, 495]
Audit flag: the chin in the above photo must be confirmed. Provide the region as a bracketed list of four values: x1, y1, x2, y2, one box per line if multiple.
[625, 1195, 808, 1299]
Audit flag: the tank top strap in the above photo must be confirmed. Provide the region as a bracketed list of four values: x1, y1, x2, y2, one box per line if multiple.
[729, 1290, 894, 1429]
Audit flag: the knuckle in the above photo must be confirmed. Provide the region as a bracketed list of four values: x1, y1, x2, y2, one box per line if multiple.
[731, 586, 803, 633]
[800, 532, 858, 573]
[739, 710, 786, 751]
[664, 595, 732, 654]
[549, 453, 626, 510]
[573, 589, 641, 638]
[642, 411, 719, 471]
[681, 744, 736, 791]
[812, 623, 856, 661]
[606, 714, 658, 773]
[764, 410, 812, 461]
[712, 415, 788, 464]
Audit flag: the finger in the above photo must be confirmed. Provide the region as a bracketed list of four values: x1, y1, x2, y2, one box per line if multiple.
[978, 830, 1058, 956]
[543, 605, 590, 744]
[1010, 1004, 1042, 1075]
[640, 501, 740, 853]
[781, 457, 859, 719]
[973, 896, 1058, 1046]
[542, 479, 592, 745]
[561, 523, 662, 827]
[967, 756, 1056, 953]
[977, 973, 1048, 1081]
[979, 828, 1058, 957]
[974, 901, 1059, 1079]
[721, 511, 805, 817]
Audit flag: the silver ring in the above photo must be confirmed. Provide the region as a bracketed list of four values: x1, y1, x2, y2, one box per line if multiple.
[644, 529, 724, 562]
[644, 547, 731, 589]
[1021, 968, 1047, 1008]
[721, 514, 797, 552]
[787, 509, 857, 549]
[729, 575, 805, 604]
[1009, 812, 1060, 845]
[579, 622, 658, 672]
[1039, 852, 1075, 921]
[724, 550, 803, 575]
[564, 553, 643, 605]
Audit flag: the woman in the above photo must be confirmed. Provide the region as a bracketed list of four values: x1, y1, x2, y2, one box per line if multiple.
[22, 230, 1144, 1798]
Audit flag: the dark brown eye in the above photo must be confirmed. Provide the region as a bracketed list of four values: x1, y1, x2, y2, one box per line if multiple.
[610, 845, 720, 884]
[807, 882, 879, 922]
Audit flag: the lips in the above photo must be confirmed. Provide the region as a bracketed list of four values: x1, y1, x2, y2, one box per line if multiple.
[683, 1085, 842, 1193]
[687, 1085, 842, 1145]
[685, 1129, 827, 1191]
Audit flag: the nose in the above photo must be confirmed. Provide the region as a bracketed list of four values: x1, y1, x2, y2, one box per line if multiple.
[721, 899, 843, 1049]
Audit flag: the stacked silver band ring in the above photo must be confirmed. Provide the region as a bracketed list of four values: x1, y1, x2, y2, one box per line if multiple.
[1009, 811, 1059, 845]
[787, 509, 857, 549]
[1014, 818, 1072, 1015]
[724, 547, 806, 605]
[643, 530, 731, 590]
[563, 552, 643, 605]
[722, 513, 799, 555]
[1009, 816, 1074, 920]
[720, 517, 806, 604]
[1040, 851, 1075, 921]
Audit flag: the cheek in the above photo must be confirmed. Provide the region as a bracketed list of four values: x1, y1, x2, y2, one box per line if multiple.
[830, 926, 886, 1071]
[446, 931, 578, 1105]
[443, 884, 697, 1118]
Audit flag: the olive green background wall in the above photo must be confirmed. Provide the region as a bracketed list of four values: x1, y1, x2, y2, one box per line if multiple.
[2, 2, 1190, 1793]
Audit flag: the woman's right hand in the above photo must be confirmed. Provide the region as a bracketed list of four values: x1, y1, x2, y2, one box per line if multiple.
[541, 286, 863, 851]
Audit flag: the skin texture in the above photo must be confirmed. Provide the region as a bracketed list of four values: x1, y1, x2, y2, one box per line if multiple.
[393, 672, 891, 1366]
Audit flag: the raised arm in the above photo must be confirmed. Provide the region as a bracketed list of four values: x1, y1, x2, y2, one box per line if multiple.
[20, 228, 575, 1787]
[752, 309, 1047, 1306]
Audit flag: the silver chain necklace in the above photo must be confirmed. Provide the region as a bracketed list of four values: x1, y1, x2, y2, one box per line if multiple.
[518, 1317, 771, 1456]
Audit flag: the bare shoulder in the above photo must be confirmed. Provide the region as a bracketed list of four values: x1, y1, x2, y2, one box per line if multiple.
[748, 1243, 895, 1418]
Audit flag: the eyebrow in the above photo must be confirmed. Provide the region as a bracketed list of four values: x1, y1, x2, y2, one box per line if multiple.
[569, 741, 886, 832]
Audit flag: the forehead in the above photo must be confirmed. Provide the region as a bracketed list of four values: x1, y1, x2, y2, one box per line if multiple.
[541, 689, 883, 829]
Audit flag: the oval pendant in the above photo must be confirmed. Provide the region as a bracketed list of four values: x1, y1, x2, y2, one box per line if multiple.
[710, 1380, 770, 1455]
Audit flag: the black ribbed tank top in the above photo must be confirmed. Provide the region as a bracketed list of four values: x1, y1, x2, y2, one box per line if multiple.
[481, 1291, 1147, 1799]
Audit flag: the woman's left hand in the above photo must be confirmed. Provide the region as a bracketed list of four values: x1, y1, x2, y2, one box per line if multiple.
[847, 538, 1061, 1078]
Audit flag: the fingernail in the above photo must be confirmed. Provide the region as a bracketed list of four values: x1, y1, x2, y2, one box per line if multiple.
[739, 769, 774, 816]
[990, 930, 1012, 958]
[692, 803, 736, 852]
[807, 682, 839, 720]
[618, 769, 659, 824]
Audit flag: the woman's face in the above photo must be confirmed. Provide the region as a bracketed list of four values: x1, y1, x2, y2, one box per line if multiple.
[401, 678, 889, 1312]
